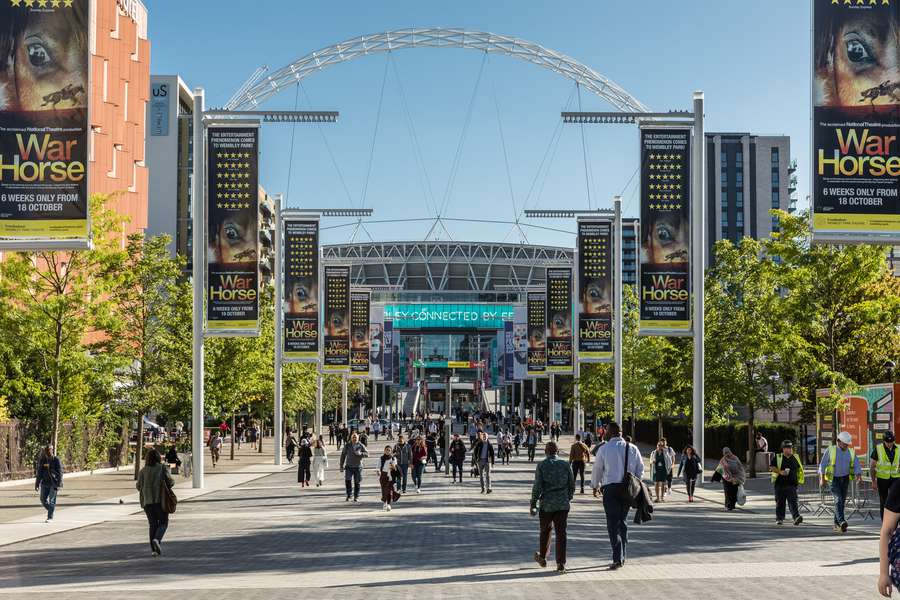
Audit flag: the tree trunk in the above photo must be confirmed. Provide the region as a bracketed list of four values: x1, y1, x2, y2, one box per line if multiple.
[258, 416, 263, 454]
[748, 402, 756, 478]
[658, 413, 663, 441]
[51, 321, 63, 450]
[134, 413, 144, 480]
[230, 413, 236, 460]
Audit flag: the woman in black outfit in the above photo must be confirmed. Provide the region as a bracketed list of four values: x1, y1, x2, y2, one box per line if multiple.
[677, 445, 702, 502]
[297, 439, 313, 487]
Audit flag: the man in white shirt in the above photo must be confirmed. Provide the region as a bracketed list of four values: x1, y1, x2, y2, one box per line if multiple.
[590, 422, 644, 570]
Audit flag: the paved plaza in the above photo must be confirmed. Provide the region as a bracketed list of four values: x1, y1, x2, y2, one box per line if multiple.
[0, 438, 883, 599]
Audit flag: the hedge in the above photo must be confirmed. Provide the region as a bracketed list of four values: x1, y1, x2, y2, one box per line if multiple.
[622, 418, 799, 461]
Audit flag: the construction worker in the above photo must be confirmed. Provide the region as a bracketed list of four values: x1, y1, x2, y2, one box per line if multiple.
[870, 431, 900, 520]
[818, 431, 862, 533]
[770, 440, 804, 526]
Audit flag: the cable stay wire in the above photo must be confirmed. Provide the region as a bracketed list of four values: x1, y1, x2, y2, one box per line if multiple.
[284, 83, 301, 207]
[577, 82, 594, 211]
[360, 57, 390, 210]
[437, 50, 489, 220]
[390, 53, 440, 220]
[487, 56, 520, 224]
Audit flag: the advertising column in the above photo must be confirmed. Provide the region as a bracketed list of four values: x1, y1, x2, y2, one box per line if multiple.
[812, 0, 900, 242]
[639, 127, 692, 335]
[349, 290, 370, 378]
[526, 291, 547, 377]
[546, 268, 574, 373]
[369, 305, 384, 381]
[283, 219, 319, 361]
[206, 125, 260, 334]
[0, 0, 91, 249]
[383, 320, 394, 383]
[577, 220, 613, 362]
[322, 266, 350, 372]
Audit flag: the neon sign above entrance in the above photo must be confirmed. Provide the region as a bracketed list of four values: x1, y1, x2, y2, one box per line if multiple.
[384, 303, 513, 329]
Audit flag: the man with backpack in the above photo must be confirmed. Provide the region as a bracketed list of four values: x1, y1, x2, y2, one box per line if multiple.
[590, 422, 644, 570]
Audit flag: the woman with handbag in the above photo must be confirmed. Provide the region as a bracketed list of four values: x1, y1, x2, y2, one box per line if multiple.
[716, 447, 746, 511]
[136, 448, 175, 556]
[379, 445, 401, 511]
[411, 436, 428, 493]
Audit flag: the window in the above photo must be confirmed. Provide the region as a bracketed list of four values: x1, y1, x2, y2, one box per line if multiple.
[736, 213, 744, 228]
[772, 171, 779, 187]
[735, 151, 743, 165]
[722, 227, 729, 239]
[736, 191, 743, 208]
[772, 191, 780, 208]
[721, 170, 728, 185]
[721, 191, 728, 208]
[721, 151, 727, 166]
[721, 214, 728, 227]
[771, 147, 780, 165]
[736, 171, 743, 186]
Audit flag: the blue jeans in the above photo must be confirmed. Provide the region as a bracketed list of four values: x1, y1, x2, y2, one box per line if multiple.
[344, 466, 362, 499]
[395, 464, 409, 492]
[602, 483, 629, 564]
[143, 503, 168, 549]
[412, 462, 425, 489]
[39, 483, 58, 519]
[831, 476, 850, 525]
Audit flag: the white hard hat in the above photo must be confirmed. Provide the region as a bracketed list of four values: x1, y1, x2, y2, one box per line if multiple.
[837, 431, 852, 445]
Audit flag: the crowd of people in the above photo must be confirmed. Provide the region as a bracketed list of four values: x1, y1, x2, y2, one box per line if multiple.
[33, 415, 900, 594]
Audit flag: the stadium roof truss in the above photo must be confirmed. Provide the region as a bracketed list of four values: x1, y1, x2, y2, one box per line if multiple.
[322, 241, 574, 291]
[224, 28, 649, 113]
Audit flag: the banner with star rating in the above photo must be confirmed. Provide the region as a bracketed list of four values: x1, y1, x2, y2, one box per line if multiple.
[545, 267, 574, 373]
[283, 219, 319, 361]
[577, 220, 613, 362]
[349, 291, 371, 378]
[812, 0, 900, 241]
[639, 128, 692, 334]
[526, 291, 546, 377]
[206, 125, 260, 334]
[322, 265, 351, 372]
[0, 0, 90, 249]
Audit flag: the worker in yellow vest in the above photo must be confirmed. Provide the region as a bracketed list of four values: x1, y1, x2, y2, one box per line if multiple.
[770, 439, 804, 526]
[818, 431, 862, 533]
[869, 431, 900, 520]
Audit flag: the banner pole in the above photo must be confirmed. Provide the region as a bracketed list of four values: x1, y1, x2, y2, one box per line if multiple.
[341, 374, 348, 425]
[519, 379, 525, 421]
[692, 91, 706, 478]
[191, 88, 205, 489]
[614, 196, 623, 425]
[273, 194, 283, 466]
[550, 372, 555, 427]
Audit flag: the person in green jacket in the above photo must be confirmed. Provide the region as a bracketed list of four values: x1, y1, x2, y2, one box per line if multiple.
[136, 448, 175, 556]
[530, 441, 575, 574]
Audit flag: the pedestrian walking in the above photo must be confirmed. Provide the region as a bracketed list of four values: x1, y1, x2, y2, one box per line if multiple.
[339, 432, 369, 502]
[411, 436, 427, 493]
[449, 433, 467, 483]
[871, 431, 900, 520]
[715, 447, 746, 511]
[328, 423, 336, 446]
[437, 429, 446, 471]
[297, 439, 313, 487]
[473, 430, 495, 494]
[526, 428, 538, 463]
[286, 431, 297, 464]
[393, 435, 412, 493]
[426, 432, 439, 471]
[650, 440, 673, 503]
[662, 438, 676, 497]
[312, 438, 328, 486]
[819, 430, 862, 532]
[136, 448, 174, 557]
[530, 441, 575, 574]
[513, 429, 522, 457]
[590, 422, 644, 569]
[568, 434, 590, 494]
[379, 445, 400, 511]
[877, 481, 900, 597]
[34, 445, 63, 522]
[770, 440, 804, 526]
[677, 445, 702, 502]
[208, 431, 222, 467]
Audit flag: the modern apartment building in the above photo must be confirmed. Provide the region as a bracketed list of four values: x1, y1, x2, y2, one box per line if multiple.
[90, 0, 151, 240]
[705, 133, 795, 265]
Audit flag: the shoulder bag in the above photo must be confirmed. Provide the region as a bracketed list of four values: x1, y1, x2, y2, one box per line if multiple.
[620, 442, 644, 506]
[161, 477, 178, 514]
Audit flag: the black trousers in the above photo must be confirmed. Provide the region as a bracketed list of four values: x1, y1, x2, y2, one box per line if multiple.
[723, 480, 739, 510]
[572, 461, 586, 491]
[538, 510, 569, 566]
[877, 477, 900, 520]
[143, 503, 169, 550]
[774, 483, 800, 520]
[527, 445, 536, 462]
[684, 477, 697, 497]
[298, 461, 311, 483]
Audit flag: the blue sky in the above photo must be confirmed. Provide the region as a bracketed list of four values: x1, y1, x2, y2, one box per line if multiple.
[145, 0, 810, 247]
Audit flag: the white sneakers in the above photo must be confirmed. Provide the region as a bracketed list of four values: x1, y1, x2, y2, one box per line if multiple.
[383, 502, 392, 511]
[416, 487, 421, 494]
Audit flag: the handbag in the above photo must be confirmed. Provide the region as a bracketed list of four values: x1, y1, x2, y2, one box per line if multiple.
[736, 484, 747, 507]
[620, 442, 644, 507]
[161, 480, 178, 514]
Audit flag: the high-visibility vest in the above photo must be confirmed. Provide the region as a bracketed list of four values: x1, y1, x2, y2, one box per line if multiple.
[824, 446, 856, 482]
[875, 444, 900, 479]
[772, 453, 804, 485]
